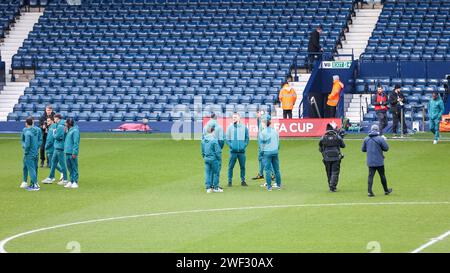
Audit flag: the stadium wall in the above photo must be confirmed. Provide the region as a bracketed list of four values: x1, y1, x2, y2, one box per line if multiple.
[302, 60, 356, 118]
[0, 60, 5, 91]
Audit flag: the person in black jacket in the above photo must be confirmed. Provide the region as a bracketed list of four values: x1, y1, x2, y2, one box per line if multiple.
[388, 84, 408, 135]
[307, 25, 323, 71]
[319, 123, 346, 192]
[39, 105, 55, 167]
[444, 75, 449, 104]
[372, 85, 389, 136]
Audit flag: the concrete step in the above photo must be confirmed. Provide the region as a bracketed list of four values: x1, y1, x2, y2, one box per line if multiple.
[355, 10, 383, 16]
[0, 89, 25, 94]
[345, 33, 373, 40]
[0, 94, 23, 99]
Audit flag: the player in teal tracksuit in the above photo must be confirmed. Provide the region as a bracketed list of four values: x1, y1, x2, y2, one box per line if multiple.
[226, 113, 249, 187]
[201, 126, 222, 193]
[20, 118, 40, 191]
[44, 117, 62, 178]
[202, 114, 224, 188]
[64, 118, 80, 188]
[253, 111, 274, 182]
[32, 124, 42, 180]
[428, 92, 445, 144]
[259, 116, 282, 191]
[42, 114, 68, 184]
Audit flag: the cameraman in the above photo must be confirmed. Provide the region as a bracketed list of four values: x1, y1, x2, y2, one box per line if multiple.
[389, 84, 408, 135]
[39, 105, 55, 168]
[319, 122, 346, 192]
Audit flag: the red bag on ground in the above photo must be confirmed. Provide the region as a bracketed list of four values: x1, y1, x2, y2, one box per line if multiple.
[117, 123, 151, 132]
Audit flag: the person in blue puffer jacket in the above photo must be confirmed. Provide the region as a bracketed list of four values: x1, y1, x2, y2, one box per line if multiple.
[64, 118, 80, 189]
[226, 112, 249, 187]
[362, 124, 393, 197]
[201, 126, 223, 193]
[259, 115, 282, 191]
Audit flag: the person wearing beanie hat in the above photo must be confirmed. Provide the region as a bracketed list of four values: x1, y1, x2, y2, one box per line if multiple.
[362, 124, 393, 197]
[389, 84, 408, 135]
[319, 122, 346, 192]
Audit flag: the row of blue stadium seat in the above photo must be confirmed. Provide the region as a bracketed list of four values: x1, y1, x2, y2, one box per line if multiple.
[39, 14, 350, 22]
[25, 83, 279, 95]
[17, 93, 279, 107]
[33, 22, 347, 31]
[371, 30, 450, 37]
[353, 76, 447, 93]
[360, 53, 450, 62]
[368, 37, 450, 45]
[13, 59, 302, 70]
[16, 52, 299, 61]
[17, 45, 316, 54]
[45, 5, 352, 12]
[356, 78, 446, 85]
[28, 77, 285, 88]
[32, 69, 289, 79]
[364, 111, 430, 122]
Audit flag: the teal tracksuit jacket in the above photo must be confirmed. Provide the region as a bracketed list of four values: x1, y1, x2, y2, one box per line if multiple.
[203, 119, 224, 186]
[49, 120, 67, 180]
[64, 125, 80, 183]
[428, 96, 445, 140]
[201, 134, 221, 189]
[22, 127, 39, 186]
[259, 126, 281, 188]
[226, 122, 249, 183]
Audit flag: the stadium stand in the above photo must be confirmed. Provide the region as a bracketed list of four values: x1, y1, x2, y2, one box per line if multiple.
[7, 0, 355, 122]
[344, 0, 450, 130]
[360, 0, 450, 62]
[0, 1, 22, 41]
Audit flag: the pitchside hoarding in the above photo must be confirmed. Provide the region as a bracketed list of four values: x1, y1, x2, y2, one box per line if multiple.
[202, 118, 342, 137]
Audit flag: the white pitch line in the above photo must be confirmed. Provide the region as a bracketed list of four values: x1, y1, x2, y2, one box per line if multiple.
[411, 231, 450, 253]
[1, 201, 449, 253]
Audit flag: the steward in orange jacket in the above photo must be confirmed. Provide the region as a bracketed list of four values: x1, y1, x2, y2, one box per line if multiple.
[325, 76, 344, 118]
[278, 83, 297, 119]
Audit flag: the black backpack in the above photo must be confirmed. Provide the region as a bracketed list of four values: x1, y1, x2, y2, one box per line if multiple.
[321, 131, 342, 160]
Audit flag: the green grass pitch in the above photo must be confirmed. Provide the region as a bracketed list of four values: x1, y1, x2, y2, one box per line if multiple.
[0, 132, 449, 253]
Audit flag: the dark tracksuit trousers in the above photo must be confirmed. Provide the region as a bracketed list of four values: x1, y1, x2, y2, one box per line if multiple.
[325, 105, 337, 118]
[392, 109, 407, 134]
[368, 166, 389, 194]
[282, 110, 293, 119]
[40, 132, 48, 164]
[323, 160, 341, 190]
[376, 111, 388, 135]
